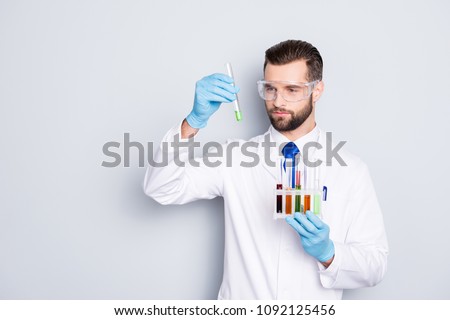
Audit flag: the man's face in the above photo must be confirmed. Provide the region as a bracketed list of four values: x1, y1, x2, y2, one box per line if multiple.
[264, 60, 315, 132]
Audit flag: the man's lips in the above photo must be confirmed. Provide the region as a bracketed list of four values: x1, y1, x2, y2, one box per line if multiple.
[271, 110, 292, 116]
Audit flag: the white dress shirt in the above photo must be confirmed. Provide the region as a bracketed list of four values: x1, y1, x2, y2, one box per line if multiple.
[143, 122, 389, 299]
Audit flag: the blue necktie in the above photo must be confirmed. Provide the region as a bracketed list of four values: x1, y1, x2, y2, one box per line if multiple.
[282, 142, 300, 188]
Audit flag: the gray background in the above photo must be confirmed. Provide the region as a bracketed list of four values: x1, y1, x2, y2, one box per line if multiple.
[1, 0, 449, 299]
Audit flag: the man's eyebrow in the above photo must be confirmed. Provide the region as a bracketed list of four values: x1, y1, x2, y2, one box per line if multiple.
[284, 84, 303, 89]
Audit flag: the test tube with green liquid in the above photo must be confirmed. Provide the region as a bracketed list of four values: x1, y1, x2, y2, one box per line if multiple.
[225, 62, 242, 121]
[295, 169, 301, 212]
[313, 193, 321, 215]
[313, 164, 321, 215]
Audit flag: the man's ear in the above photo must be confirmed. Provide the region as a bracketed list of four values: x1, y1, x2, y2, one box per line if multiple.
[313, 81, 324, 103]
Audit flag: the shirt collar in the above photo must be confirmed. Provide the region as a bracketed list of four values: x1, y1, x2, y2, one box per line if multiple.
[261, 125, 322, 181]
[269, 124, 320, 149]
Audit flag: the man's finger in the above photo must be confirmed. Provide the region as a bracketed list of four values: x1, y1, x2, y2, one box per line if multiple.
[294, 212, 318, 234]
[286, 215, 314, 238]
[306, 210, 325, 229]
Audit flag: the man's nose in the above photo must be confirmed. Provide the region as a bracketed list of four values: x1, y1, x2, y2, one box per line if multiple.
[273, 91, 286, 108]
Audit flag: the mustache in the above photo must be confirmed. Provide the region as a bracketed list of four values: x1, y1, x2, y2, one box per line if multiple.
[270, 107, 294, 115]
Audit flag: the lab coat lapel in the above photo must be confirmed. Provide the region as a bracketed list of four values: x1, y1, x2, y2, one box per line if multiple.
[259, 129, 282, 181]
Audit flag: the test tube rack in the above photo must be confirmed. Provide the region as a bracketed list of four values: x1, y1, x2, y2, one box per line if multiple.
[274, 188, 322, 219]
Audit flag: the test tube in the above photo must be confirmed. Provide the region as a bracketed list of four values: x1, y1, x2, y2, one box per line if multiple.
[225, 62, 243, 121]
[276, 159, 283, 214]
[285, 158, 293, 215]
[313, 164, 321, 215]
[294, 165, 301, 213]
[304, 194, 311, 212]
[304, 165, 311, 212]
[276, 184, 283, 213]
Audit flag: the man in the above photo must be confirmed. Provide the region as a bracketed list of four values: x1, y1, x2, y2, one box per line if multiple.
[143, 40, 388, 299]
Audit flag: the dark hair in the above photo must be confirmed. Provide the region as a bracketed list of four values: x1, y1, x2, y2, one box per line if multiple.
[264, 40, 323, 81]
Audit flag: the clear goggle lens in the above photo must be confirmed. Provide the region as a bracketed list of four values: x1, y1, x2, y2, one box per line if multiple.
[257, 80, 319, 102]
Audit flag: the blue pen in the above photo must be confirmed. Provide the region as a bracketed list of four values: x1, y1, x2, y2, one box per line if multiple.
[323, 186, 327, 201]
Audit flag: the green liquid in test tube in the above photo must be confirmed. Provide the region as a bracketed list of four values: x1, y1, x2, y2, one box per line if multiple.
[225, 62, 242, 121]
[295, 192, 301, 213]
[313, 161, 321, 215]
[313, 193, 321, 215]
[295, 169, 301, 212]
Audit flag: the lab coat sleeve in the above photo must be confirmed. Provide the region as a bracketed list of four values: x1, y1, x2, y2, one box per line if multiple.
[319, 163, 389, 289]
[142, 122, 224, 205]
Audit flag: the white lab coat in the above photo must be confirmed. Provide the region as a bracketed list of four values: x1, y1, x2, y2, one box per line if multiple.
[143, 122, 388, 300]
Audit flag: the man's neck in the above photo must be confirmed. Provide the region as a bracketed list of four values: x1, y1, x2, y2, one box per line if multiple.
[280, 117, 316, 142]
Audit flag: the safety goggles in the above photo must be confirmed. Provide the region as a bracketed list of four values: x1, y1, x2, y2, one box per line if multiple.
[257, 80, 319, 102]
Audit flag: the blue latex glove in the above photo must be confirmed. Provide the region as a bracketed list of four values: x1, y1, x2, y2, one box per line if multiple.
[186, 73, 240, 129]
[286, 211, 335, 262]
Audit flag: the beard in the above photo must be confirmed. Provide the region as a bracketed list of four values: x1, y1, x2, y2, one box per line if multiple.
[267, 96, 313, 132]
